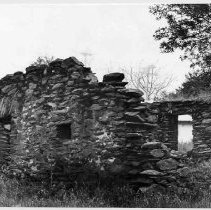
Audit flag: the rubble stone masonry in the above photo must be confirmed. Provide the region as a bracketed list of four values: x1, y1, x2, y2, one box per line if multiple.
[0, 56, 210, 187]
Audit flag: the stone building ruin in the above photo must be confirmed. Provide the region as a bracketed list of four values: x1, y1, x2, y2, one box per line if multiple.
[0, 56, 211, 184]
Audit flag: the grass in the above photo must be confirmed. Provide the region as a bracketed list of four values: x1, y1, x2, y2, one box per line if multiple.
[178, 141, 193, 153]
[0, 159, 211, 207]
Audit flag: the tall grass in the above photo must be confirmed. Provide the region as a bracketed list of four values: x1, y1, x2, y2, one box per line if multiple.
[178, 141, 193, 153]
[0, 159, 211, 207]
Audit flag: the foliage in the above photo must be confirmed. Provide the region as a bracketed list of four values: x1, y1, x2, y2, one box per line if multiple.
[154, 90, 178, 101]
[155, 89, 211, 102]
[150, 4, 211, 69]
[177, 68, 211, 97]
[154, 68, 211, 100]
[1, 159, 211, 207]
[32, 56, 54, 67]
[150, 4, 211, 98]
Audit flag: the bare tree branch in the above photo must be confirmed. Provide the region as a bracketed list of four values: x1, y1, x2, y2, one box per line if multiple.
[123, 64, 173, 102]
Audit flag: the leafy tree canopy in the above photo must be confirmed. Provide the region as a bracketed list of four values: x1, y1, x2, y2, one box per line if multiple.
[150, 4, 211, 69]
[177, 68, 211, 96]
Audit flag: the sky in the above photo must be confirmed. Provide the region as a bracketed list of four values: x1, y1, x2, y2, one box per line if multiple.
[0, 2, 193, 92]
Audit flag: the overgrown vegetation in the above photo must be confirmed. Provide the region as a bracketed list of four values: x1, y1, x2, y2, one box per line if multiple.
[31, 56, 54, 67]
[0, 158, 211, 207]
[150, 4, 211, 101]
[150, 4, 211, 69]
[156, 89, 211, 102]
[178, 141, 193, 153]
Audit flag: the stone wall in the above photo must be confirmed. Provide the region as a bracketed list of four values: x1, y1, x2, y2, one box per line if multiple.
[0, 56, 210, 188]
[0, 57, 136, 179]
[149, 100, 211, 157]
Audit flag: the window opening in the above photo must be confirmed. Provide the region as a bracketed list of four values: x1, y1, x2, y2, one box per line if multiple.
[56, 123, 71, 139]
[178, 114, 193, 152]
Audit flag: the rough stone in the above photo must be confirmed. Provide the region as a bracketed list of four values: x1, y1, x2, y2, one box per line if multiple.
[125, 88, 144, 97]
[2, 84, 16, 93]
[47, 102, 57, 108]
[0, 55, 207, 187]
[61, 57, 84, 68]
[156, 158, 179, 171]
[133, 105, 147, 110]
[49, 58, 63, 67]
[205, 126, 211, 132]
[129, 177, 153, 184]
[177, 167, 191, 177]
[140, 169, 164, 176]
[29, 83, 37, 90]
[150, 149, 164, 158]
[52, 83, 63, 90]
[202, 119, 211, 124]
[161, 143, 170, 152]
[85, 73, 98, 84]
[90, 104, 102, 111]
[141, 142, 162, 150]
[125, 111, 140, 117]
[146, 115, 157, 123]
[170, 150, 185, 159]
[103, 72, 124, 83]
[126, 133, 143, 138]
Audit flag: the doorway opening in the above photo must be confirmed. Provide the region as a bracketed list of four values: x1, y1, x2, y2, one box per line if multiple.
[0, 115, 12, 164]
[178, 114, 193, 153]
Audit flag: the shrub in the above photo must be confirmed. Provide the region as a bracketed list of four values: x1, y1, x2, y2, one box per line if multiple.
[0, 159, 211, 207]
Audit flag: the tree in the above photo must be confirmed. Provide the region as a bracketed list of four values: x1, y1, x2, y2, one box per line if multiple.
[32, 56, 55, 67]
[153, 90, 178, 101]
[150, 4, 211, 69]
[176, 68, 211, 97]
[121, 64, 173, 102]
